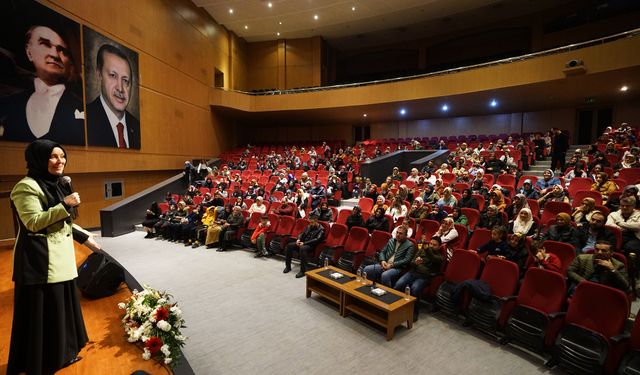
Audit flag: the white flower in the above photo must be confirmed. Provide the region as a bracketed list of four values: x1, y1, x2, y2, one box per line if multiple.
[157, 320, 172, 332]
[141, 335, 149, 342]
[118, 302, 126, 309]
[170, 306, 182, 319]
[164, 357, 172, 365]
[157, 298, 167, 305]
[142, 348, 151, 360]
[127, 335, 137, 343]
[161, 344, 171, 356]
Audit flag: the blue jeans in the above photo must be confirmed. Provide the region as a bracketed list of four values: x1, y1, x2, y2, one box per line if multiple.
[393, 272, 429, 297]
[362, 264, 401, 287]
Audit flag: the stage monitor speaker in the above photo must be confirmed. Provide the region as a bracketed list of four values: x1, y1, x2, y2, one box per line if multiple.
[77, 252, 125, 299]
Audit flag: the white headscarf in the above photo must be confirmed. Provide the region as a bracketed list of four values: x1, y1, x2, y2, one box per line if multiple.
[512, 207, 534, 235]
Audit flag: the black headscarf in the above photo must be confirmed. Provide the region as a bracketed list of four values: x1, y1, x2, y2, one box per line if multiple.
[25, 139, 67, 208]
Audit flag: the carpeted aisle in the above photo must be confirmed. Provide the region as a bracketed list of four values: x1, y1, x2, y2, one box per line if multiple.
[97, 231, 560, 375]
[0, 244, 168, 375]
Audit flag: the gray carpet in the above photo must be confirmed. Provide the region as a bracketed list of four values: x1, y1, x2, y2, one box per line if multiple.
[97, 230, 562, 375]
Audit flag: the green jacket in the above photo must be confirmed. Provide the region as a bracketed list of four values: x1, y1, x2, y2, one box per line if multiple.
[411, 244, 444, 277]
[11, 177, 90, 285]
[567, 254, 629, 292]
[377, 238, 415, 270]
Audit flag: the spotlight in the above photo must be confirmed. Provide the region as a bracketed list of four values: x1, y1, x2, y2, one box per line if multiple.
[490, 99, 498, 108]
[268, 2, 272, 8]
[244, 25, 248, 30]
[363, 114, 367, 117]
[314, 14, 319, 20]
[400, 109, 406, 115]
[441, 104, 448, 112]
[620, 85, 628, 92]
[229, 8, 234, 14]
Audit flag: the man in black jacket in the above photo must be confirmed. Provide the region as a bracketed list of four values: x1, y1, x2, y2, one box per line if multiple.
[577, 211, 617, 253]
[284, 214, 325, 278]
[551, 128, 569, 173]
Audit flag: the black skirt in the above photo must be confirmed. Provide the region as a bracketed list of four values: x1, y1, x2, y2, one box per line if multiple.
[7, 279, 89, 375]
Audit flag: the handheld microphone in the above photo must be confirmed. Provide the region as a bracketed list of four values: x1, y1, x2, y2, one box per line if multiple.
[60, 176, 79, 219]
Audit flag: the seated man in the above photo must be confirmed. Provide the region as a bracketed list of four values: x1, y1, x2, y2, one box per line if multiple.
[308, 180, 326, 209]
[394, 236, 443, 321]
[606, 196, 640, 258]
[567, 240, 629, 294]
[217, 206, 245, 252]
[272, 200, 295, 217]
[362, 225, 415, 287]
[283, 214, 325, 278]
[578, 211, 617, 253]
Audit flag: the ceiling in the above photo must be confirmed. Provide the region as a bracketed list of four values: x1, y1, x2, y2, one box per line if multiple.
[213, 66, 640, 126]
[192, 0, 572, 49]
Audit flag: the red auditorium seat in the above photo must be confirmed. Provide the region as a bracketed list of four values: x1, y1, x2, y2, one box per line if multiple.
[542, 240, 576, 275]
[267, 215, 295, 254]
[336, 209, 351, 225]
[567, 177, 595, 198]
[571, 190, 603, 207]
[433, 249, 482, 316]
[461, 208, 480, 230]
[358, 197, 374, 213]
[467, 228, 492, 252]
[315, 223, 349, 263]
[540, 202, 572, 226]
[336, 227, 370, 272]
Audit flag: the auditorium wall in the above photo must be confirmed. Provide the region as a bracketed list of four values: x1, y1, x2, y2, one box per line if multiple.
[0, 0, 242, 240]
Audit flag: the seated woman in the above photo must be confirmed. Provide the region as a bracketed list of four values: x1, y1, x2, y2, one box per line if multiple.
[476, 205, 504, 230]
[386, 196, 408, 223]
[205, 204, 232, 248]
[437, 187, 458, 208]
[233, 196, 247, 210]
[422, 184, 440, 205]
[408, 197, 429, 221]
[434, 217, 459, 260]
[535, 169, 561, 195]
[538, 184, 569, 205]
[365, 207, 390, 233]
[529, 240, 562, 273]
[476, 226, 509, 258]
[508, 208, 537, 237]
[371, 195, 389, 214]
[498, 233, 529, 277]
[489, 190, 507, 212]
[248, 196, 267, 214]
[346, 206, 365, 230]
[311, 201, 333, 222]
[542, 212, 582, 251]
[572, 197, 597, 226]
[505, 194, 529, 221]
[142, 202, 162, 238]
[451, 207, 468, 229]
[458, 189, 479, 210]
[591, 172, 618, 204]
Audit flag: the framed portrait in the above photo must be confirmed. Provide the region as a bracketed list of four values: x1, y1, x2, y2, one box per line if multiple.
[0, 0, 85, 145]
[83, 27, 140, 149]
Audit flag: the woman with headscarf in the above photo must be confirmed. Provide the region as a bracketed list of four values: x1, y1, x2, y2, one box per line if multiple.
[8, 140, 100, 374]
[509, 208, 537, 236]
[434, 217, 459, 260]
[451, 207, 469, 229]
[371, 195, 389, 214]
[386, 196, 408, 223]
[543, 212, 582, 251]
[437, 187, 458, 208]
[346, 206, 365, 230]
[505, 194, 530, 221]
[502, 233, 530, 277]
[366, 207, 390, 233]
[591, 172, 618, 204]
[535, 169, 561, 195]
[538, 184, 569, 205]
[422, 184, 440, 205]
[477, 205, 505, 230]
[489, 190, 507, 212]
[458, 188, 479, 210]
[572, 197, 597, 226]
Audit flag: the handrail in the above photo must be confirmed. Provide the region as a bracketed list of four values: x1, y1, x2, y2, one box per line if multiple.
[217, 27, 640, 96]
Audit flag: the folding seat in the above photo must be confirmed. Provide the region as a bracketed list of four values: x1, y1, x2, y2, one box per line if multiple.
[279, 218, 310, 254]
[453, 182, 469, 193]
[267, 215, 295, 254]
[482, 174, 494, 186]
[434, 249, 482, 316]
[271, 191, 285, 201]
[158, 202, 169, 213]
[516, 175, 539, 189]
[467, 228, 492, 251]
[527, 199, 540, 219]
[461, 208, 480, 230]
[502, 268, 566, 353]
[193, 196, 204, 205]
[540, 201, 572, 226]
[198, 187, 210, 196]
[496, 174, 516, 189]
[613, 178, 628, 191]
[464, 257, 520, 335]
[336, 209, 352, 225]
[415, 219, 440, 240]
[542, 240, 575, 275]
[571, 190, 602, 207]
[567, 177, 595, 198]
[315, 223, 349, 265]
[359, 230, 392, 268]
[550, 281, 630, 375]
[615, 309, 640, 374]
[335, 227, 370, 272]
[330, 207, 339, 222]
[618, 168, 640, 185]
[450, 224, 468, 249]
[606, 225, 623, 251]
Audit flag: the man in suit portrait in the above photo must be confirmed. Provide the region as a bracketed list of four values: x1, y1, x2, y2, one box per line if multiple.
[0, 25, 85, 145]
[86, 44, 140, 149]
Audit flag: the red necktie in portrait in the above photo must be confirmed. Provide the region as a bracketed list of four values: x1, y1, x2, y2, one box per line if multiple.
[116, 122, 127, 148]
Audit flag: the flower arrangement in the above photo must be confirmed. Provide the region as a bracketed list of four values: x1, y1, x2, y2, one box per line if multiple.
[118, 285, 187, 367]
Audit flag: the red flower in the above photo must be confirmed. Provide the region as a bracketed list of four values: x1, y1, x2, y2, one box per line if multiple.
[144, 337, 163, 353]
[154, 307, 169, 322]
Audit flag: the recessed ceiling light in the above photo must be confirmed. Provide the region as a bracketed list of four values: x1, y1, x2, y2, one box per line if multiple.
[490, 99, 498, 107]
[441, 104, 449, 112]
[352, 6, 356, 11]
[279, 21, 282, 25]
[363, 114, 367, 117]
[244, 25, 248, 30]
[314, 14, 319, 20]
[229, 8, 234, 14]
[277, 32, 280, 36]
[267, 2, 272, 8]
[620, 85, 628, 92]
[399, 108, 406, 115]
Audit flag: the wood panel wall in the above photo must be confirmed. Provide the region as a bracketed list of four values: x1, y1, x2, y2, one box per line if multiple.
[0, 0, 243, 239]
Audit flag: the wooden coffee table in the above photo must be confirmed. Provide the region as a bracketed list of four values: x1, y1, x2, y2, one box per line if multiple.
[342, 279, 415, 341]
[305, 266, 415, 340]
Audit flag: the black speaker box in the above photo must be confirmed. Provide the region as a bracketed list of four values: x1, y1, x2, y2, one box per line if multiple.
[77, 252, 125, 299]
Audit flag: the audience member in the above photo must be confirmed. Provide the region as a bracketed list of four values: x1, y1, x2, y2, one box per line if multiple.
[567, 240, 628, 294]
[362, 225, 415, 287]
[283, 214, 325, 278]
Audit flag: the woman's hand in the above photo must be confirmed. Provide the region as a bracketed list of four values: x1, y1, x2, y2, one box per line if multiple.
[64, 193, 81, 207]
